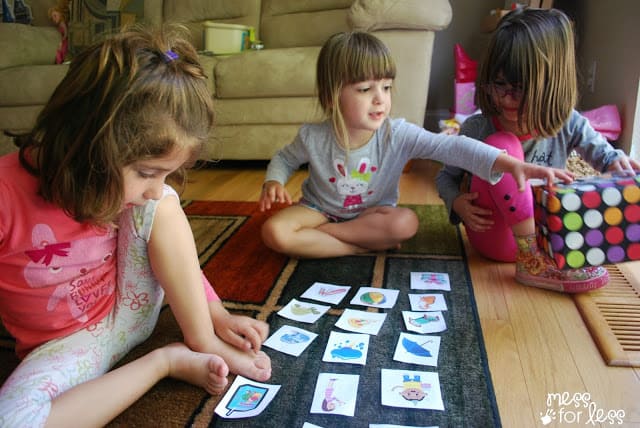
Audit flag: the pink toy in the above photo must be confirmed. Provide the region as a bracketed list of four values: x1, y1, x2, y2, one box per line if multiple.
[453, 44, 478, 115]
[581, 104, 622, 141]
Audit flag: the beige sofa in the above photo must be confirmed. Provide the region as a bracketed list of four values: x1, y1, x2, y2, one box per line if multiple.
[0, 0, 67, 155]
[0, 0, 452, 160]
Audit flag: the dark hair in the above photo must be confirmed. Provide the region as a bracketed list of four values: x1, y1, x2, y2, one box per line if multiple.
[316, 31, 396, 148]
[476, 8, 577, 137]
[19, 24, 215, 225]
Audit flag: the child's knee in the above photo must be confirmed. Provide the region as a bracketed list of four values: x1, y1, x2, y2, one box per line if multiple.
[392, 208, 419, 240]
[261, 219, 288, 253]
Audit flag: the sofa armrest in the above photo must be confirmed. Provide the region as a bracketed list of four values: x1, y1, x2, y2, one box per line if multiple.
[348, 0, 452, 32]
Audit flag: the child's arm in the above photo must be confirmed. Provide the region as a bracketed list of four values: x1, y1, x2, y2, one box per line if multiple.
[259, 180, 292, 211]
[492, 153, 574, 190]
[148, 195, 218, 353]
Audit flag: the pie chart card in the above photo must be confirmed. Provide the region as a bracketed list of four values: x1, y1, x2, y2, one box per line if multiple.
[350, 287, 399, 309]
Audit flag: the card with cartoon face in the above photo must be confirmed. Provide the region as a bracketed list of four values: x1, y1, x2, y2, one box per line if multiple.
[381, 369, 444, 411]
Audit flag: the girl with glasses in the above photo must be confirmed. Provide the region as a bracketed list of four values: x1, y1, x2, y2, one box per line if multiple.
[436, 7, 639, 292]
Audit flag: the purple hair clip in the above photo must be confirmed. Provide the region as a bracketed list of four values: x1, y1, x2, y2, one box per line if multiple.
[163, 49, 179, 63]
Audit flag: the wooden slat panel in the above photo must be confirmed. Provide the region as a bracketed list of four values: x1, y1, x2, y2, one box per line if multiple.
[574, 264, 640, 367]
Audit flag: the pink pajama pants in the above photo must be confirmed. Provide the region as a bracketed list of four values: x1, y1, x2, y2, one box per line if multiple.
[466, 132, 534, 262]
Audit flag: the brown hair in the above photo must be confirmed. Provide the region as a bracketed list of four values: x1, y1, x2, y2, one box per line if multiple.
[19, 24, 215, 225]
[476, 8, 577, 137]
[316, 31, 396, 148]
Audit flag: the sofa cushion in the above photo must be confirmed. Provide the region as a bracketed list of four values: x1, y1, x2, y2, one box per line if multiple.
[0, 23, 60, 69]
[348, 0, 452, 31]
[0, 64, 68, 105]
[214, 47, 320, 98]
[261, 0, 352, 48]
[214, 97, 322, 125]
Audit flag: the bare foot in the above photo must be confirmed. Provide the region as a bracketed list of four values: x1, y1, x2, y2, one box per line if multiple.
[162, 343, 229, 395]
[211, 336, 272, 382]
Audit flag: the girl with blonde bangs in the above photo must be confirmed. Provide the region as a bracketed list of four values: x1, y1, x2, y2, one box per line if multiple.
[437, 8, 639, 292]
[259, 31, 571, 259]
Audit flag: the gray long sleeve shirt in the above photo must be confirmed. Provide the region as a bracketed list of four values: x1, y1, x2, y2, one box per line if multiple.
[265, 118, 505, 220]
[436, 110, 627, 224]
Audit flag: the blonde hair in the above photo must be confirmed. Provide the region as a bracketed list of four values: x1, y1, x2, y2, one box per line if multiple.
[19, 24, 215, 225]
[316, 31, 396, 148]
[476, 8, 577, 138]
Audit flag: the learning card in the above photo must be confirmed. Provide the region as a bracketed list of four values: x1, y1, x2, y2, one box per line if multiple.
[410, 272, 451, 291]
[300, 282, 351, 305]
[214, 375, 281, 418]
[370, 424, 439, 428]
[408, 293, 447, 312]
[380, 369, 444, 411]
[393, 333, 441, 366]
[310, 373, 359, 416]
[350, 287, 399, 309]
[402, 311, 447, 334]
[263, 325, 318, 356]
[335, 308, 387, 335]
[277, 298, 330, 323]
[322, 331, 370, 365]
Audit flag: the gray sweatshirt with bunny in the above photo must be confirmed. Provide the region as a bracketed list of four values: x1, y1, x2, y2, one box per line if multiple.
[264, 118, 504, 220]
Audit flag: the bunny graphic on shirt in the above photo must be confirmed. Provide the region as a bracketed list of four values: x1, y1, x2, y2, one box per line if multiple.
[331, 157, 375, 209]
[23, 223, 116, 323]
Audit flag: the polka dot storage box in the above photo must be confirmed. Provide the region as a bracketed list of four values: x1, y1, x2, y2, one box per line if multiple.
[533, 173, 640, 269]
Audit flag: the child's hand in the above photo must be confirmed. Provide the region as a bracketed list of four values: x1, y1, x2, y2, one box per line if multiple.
[495, 154, 573, 191]
[452, 192, 494, 232]
[214, 310, 269, 352]
[607, 156, 640, 175]
[259, 180, 292, 211]
[516, 163, 573, 190]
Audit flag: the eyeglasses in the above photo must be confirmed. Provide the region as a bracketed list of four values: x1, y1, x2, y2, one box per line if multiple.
[484, 81, 524, 99]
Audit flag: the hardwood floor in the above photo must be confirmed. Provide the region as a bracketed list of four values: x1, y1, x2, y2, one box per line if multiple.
[182, 159, 640, 428]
